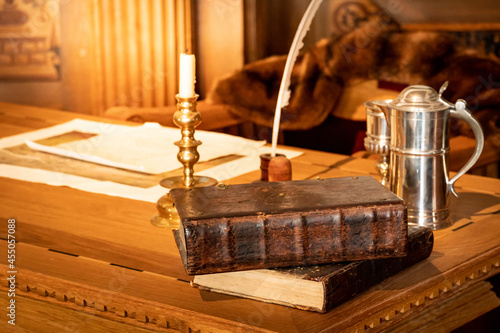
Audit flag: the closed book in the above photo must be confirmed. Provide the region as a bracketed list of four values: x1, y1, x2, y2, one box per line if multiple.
[171, 176, 407, 275]
[192, 226, 434, 313]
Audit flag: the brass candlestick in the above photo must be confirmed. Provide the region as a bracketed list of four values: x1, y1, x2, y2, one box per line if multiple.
[151, 94, 217, 229]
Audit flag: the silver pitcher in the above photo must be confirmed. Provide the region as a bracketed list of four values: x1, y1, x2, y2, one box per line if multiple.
[373, 82, 484, 230]
[364, 100, 392, 186]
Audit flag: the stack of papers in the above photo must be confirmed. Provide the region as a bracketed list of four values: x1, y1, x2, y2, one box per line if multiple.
[0, 119, 302, 202]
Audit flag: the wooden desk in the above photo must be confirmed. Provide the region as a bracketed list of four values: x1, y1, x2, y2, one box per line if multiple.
[0, 102, 499, 332]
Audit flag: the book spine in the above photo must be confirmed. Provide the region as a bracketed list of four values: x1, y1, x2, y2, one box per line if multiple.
[182, 203, 407, 275]
[321, 226, 433, 312]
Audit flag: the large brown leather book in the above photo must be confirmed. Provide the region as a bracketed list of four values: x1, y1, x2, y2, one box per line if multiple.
[171, 176, 408, 275]
[192, 226, 434, 313]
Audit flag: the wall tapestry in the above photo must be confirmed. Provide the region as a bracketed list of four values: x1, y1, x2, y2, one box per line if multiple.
[0, 0, 60, 81]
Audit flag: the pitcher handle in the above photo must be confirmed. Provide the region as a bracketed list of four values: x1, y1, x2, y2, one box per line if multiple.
[448, 99, 484, 198]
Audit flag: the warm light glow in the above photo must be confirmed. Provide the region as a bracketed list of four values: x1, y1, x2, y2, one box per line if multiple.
[179, 53, 196, 97]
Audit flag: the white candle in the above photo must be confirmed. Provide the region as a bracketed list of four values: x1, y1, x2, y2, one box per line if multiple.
[179, 53, 196, 97]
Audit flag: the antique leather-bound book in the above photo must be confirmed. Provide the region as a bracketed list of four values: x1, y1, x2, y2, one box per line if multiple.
[192, 226, 433, 313]
[171, 176, 407, 275]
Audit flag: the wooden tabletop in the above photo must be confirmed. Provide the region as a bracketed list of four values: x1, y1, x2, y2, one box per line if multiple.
[0, 102, 499, 332]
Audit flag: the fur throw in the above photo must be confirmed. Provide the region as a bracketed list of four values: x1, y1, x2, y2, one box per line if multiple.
[207, 14, 500, 140]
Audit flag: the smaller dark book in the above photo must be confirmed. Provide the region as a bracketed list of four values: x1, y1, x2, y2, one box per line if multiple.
[171, 176, 408, 275]
[192, 226, 434, 313]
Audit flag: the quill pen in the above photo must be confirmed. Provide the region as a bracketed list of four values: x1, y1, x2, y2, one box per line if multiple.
[271, 0, 324, 157]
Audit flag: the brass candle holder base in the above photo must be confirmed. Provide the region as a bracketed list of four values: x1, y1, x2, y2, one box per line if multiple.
[150, 192, 181, 228]
[159, 175, 217, 189]
[150, 176, 217, 229]
[151, 94, 217, 229]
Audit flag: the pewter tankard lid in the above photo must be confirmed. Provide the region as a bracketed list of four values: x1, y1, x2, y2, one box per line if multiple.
[388, 83, 449, 112]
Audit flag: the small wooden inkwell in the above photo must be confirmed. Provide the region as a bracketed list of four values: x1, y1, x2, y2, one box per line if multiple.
[259, 153, 292, 182]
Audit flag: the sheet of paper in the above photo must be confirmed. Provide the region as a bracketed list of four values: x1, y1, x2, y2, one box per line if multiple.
[0, 164, 166, 203]
[0, 146, 302, 203]
[0, 119, 266, 174]
[0, 118, 303, 202]
[24, 139, 149, 173]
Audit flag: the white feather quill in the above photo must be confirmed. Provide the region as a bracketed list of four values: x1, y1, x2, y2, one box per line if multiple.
[271, 0, 324, 156]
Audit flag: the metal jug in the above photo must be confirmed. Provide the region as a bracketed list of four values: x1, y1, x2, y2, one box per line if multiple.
[373, 82, 484, 230]
[364, 100, 392, 186]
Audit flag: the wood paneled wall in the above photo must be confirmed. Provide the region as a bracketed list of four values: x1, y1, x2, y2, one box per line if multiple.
[243, 0, 330, 63]
[0, 0, 199, 115]
[0, 0, 244, 115]
[90, 0, 192, 114]
[194, 0, 244, 98]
